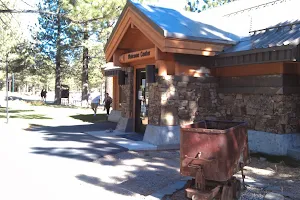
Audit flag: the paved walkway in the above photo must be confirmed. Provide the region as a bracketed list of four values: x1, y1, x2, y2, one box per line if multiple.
[86, 130, 157, 151]
[0, 101, 185, 200]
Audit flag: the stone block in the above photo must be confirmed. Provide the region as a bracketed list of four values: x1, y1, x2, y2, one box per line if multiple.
[218, 93, 224, 99]
[247, 130, 299, 156]
[246, 106, 256, 115]
[161, 106, 178, 126]
[178, 109, 189, 116]
[289, 117, 299, 125]
[232, 106, 242, 116]
[179, 100, 189, 107]
[177, 82, 188, 87]
[216, 112, 221, 117]
[205, 116, 217, 120]
[159, 87, 168, 92]
[274, 95, 284, 102]
[179, 95, 185, 100]
[264, 192, 284, 200]
[107, 110, 122, 123]
[236, 94, 243, 100]
[143, 125, 180, 145]
[188, 101, 197, 110]
[224, 95, 234, 105]
[166, 100, 176, 106]
[115, 117, 134, 132]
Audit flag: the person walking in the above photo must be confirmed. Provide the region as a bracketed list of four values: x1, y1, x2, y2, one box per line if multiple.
[89, 90, 100, 116]
[103, 93, 113, 116]
[40, 89, 44, 101]
[43, 89, 47, 102]
[40, 89, 47, 102]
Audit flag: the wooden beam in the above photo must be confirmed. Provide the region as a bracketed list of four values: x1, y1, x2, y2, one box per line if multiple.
[156, 60, 175, 76]
[215, 62, 284, 77]
[113, 49, 128, 66]
[165, 39, 225, 52]
[164, 47, 216, 56]
[155, 46, 174, 61]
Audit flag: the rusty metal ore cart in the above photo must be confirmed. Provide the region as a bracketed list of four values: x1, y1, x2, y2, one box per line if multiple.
[180, 120, 250, 200]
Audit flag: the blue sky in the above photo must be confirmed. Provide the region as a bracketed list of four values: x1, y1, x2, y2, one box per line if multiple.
[19, 0, 40, 39]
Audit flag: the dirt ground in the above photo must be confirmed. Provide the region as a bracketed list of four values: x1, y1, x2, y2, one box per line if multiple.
[164, 156, 300, 200]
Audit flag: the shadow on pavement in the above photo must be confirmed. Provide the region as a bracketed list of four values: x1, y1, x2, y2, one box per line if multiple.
[70, 114, 108, 123]
[75, 151, 181, 197]
[28, 122, 117, 133]
[26, 122, 126, 162]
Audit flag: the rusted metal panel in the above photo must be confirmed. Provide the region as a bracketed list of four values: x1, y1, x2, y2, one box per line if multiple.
[180, 120, 250, 182]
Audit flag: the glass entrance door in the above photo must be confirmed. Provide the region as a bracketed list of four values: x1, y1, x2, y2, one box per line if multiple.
[135, 68, 149, 133]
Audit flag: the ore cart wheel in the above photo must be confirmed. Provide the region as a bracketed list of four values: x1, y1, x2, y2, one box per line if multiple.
[221, 185, 233, 200]
[233, 179, 241, 200]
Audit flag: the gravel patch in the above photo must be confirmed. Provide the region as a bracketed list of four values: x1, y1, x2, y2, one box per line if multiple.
[163, 156, 300, 200]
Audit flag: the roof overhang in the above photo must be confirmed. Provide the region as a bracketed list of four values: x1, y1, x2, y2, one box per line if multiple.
[102, 62, 121, 77]
[104, 1, 233, 62]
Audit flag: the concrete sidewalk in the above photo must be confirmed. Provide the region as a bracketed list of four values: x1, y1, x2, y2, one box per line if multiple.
[86, 130, 157, 151]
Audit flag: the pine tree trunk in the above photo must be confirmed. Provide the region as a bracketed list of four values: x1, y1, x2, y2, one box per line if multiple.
[54, 10, 62, 105]
[82, 22, 89, 101]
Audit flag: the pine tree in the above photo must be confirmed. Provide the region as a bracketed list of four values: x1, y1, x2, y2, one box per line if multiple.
[62, 0, 126, 100]
[36, 0, 80, 104]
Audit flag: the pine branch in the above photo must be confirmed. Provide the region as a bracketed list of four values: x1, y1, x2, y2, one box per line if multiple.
[0, 9, 60, 16]
[0, 8, 120, 25]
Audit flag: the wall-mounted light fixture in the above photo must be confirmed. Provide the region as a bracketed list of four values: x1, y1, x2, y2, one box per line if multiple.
[146, 65, 156, 83]
[118, 70, 126, 85]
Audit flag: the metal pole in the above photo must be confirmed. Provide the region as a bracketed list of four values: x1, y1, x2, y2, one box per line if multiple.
[5, 53, 9, 124]
[12, 73, 14, 93]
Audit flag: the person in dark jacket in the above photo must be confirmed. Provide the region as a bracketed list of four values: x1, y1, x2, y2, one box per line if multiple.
[103, 93, 112, 116]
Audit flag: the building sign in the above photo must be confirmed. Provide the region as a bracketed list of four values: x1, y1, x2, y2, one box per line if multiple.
[119, 48, 155, 63]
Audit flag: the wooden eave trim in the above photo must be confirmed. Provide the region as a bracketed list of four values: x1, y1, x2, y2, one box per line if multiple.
[105, 8, 132, 62]
[105, 8, 165, 62]
[164, 47, 216, 56]
[105, 3, 237, 61]
[164, 38, 226, 53]
[129, 8, 165, 51]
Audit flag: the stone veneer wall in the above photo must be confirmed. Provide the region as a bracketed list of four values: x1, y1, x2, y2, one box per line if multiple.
[120, 67, 134, 118]
[212, 94, 300, 133]
[148, 82, 161, 125]
[147, 75, 300, 134]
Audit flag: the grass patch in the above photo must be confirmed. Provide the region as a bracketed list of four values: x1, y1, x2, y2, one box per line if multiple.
[27, 101, 47, 106]
[0, 107, 34, 113]
[251, 152, 300, 168]
[46, 104, 80, 109]
[27, 101, 88, 109]
[70, 114, 107, 123]
[0, 114, 52, 120]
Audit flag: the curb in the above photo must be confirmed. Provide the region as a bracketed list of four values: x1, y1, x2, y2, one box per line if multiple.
[145, 180, 188, 200]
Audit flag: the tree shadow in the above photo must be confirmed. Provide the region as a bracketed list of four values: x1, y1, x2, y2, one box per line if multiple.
[26, 122, 122, 162]
[0, 107, 34, 113]
[70, 114, 108, 123]
[75, 150, 182, 197]
[27, 122, 117, 133]
[0, 114, 52, 119]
